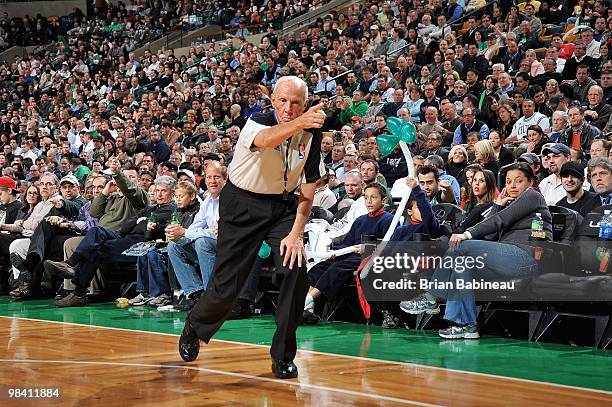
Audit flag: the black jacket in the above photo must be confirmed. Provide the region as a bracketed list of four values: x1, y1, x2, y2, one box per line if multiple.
[178, 200, 200, 228]
[0, 200, 24, 225]
[120, 202, 177, 240]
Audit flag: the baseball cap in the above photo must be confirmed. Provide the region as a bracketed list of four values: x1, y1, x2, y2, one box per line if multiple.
[177, 169, 196, 184]
[542, 143, 571, 156]
[559, 161, 585, 178]
[0, 176, 17, 192]
[371, 25, 379, 30]
[350, 115, 363, 122]
[518, 153, 541, 165]
[60, 175, 79, 187]
[161, 161, 178, 172]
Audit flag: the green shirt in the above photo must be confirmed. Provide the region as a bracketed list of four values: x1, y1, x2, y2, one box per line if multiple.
[340, 101, 368, 125]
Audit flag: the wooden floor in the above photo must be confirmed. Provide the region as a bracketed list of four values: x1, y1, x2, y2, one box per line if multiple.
[0, 317, 610, 406]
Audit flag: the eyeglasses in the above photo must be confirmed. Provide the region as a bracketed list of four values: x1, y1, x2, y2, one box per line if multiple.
[26, 191, 39, 196]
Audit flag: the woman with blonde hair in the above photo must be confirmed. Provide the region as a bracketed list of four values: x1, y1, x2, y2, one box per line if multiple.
[526, 49, 544, 77]
[445, 145, 469, 182]
[473, 139, 500, 175]
[545, 79, 562, 100]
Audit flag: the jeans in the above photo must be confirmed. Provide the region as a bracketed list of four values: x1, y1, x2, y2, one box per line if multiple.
[71, 226, 141, 289]
[136, 250, 169, 297]
[428, 240, 537, 325]
[167, 236, 216, 297]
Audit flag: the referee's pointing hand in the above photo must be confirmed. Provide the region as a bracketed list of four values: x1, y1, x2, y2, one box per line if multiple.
[299, 102, 326, 129]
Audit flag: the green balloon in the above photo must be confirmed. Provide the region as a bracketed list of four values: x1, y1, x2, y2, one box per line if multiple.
[258, 241, 271, 259]
[386, 116, 405, 135]
[399, 122, 417, 144]
[376, 134, 400, 156]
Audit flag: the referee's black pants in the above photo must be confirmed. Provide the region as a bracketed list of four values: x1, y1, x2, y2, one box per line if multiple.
[188, 182, 310, 362]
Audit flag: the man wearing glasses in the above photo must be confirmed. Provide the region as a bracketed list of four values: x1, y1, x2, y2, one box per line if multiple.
[420, 85, 440, 122]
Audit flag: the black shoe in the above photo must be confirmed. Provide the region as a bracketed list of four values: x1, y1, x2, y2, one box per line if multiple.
[44, 260, 76, 280]
[174, 290, 202, 311]
[302, 309, 320, 325]
[10, 253, 26, 273]
[271, 359, 298, 379]
[227, 299, 254, 320]
[178, 319, 200, 362]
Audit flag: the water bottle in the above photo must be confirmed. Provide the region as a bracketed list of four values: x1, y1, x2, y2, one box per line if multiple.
[605, 211, 612, 240]
[599, 210, 611, 239]
[530, 213, 545, 260]
[170, 210, 180, 225]
[147, 212, 156, 227]
[530, 213, 545, 240]
[599, 210, 611, 272]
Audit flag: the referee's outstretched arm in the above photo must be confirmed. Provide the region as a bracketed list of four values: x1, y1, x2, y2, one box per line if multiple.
[253, 102, 325, 148]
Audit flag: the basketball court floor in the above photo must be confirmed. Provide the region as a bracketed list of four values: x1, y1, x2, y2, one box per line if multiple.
[0, 297, 610, 405]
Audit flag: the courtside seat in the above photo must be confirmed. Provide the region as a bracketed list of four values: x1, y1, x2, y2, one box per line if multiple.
[548, 205, 582, 243]
[99, 262, 137, 298]
[531, 274, 611, 347]
[531, 273, 604, 299]
[431, 203, 465, 236]
[310, 206, 334, 223]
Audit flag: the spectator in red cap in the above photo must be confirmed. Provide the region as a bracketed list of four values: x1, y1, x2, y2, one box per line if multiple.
[0, 177, 23, 228]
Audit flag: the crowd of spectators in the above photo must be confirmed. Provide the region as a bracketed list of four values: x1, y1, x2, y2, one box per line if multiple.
[0, 0, 610, 332]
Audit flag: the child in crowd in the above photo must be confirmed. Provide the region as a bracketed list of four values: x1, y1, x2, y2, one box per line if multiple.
[303, 183, 393, 324]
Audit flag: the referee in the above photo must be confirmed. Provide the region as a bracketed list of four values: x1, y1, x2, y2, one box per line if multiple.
[179, 76, 325, 379]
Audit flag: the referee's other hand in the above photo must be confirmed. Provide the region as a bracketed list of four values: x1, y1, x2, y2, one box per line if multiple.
[299, 103, 326, 129]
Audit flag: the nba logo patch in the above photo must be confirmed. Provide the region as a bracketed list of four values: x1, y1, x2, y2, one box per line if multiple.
[298, 143, 306, 159]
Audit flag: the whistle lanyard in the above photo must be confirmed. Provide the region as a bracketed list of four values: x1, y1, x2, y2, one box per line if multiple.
[282, 138, 291, 200]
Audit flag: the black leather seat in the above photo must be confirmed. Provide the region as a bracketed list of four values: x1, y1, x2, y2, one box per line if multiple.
[310, 206, 334, 223]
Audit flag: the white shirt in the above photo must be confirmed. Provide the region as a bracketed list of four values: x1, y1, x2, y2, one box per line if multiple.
[511, 112, 550, 140]
[177, 194, 220, 244]
[584, 39, 601, 59]
[326, 196, 367, 238]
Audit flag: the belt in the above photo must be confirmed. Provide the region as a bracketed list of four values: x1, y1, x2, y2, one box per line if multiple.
[226, 181, 297, 202]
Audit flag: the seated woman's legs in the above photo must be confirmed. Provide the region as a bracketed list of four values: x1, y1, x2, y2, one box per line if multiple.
[402, 240, 537, 338]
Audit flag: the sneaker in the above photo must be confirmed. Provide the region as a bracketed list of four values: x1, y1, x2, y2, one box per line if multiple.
[128, 293, 151, 306]
[381, 310, 401, 329]
[438, 324, 480, 339]
[302, 309, 320, 325]
[227, 299, 254, 320]
[399, 294, 440, 315]
[147, 293, 172, 307]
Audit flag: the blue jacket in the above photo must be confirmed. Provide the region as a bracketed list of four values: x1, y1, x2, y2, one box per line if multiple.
[390, 186, 441, 241]
[335, 211, 394, 249]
